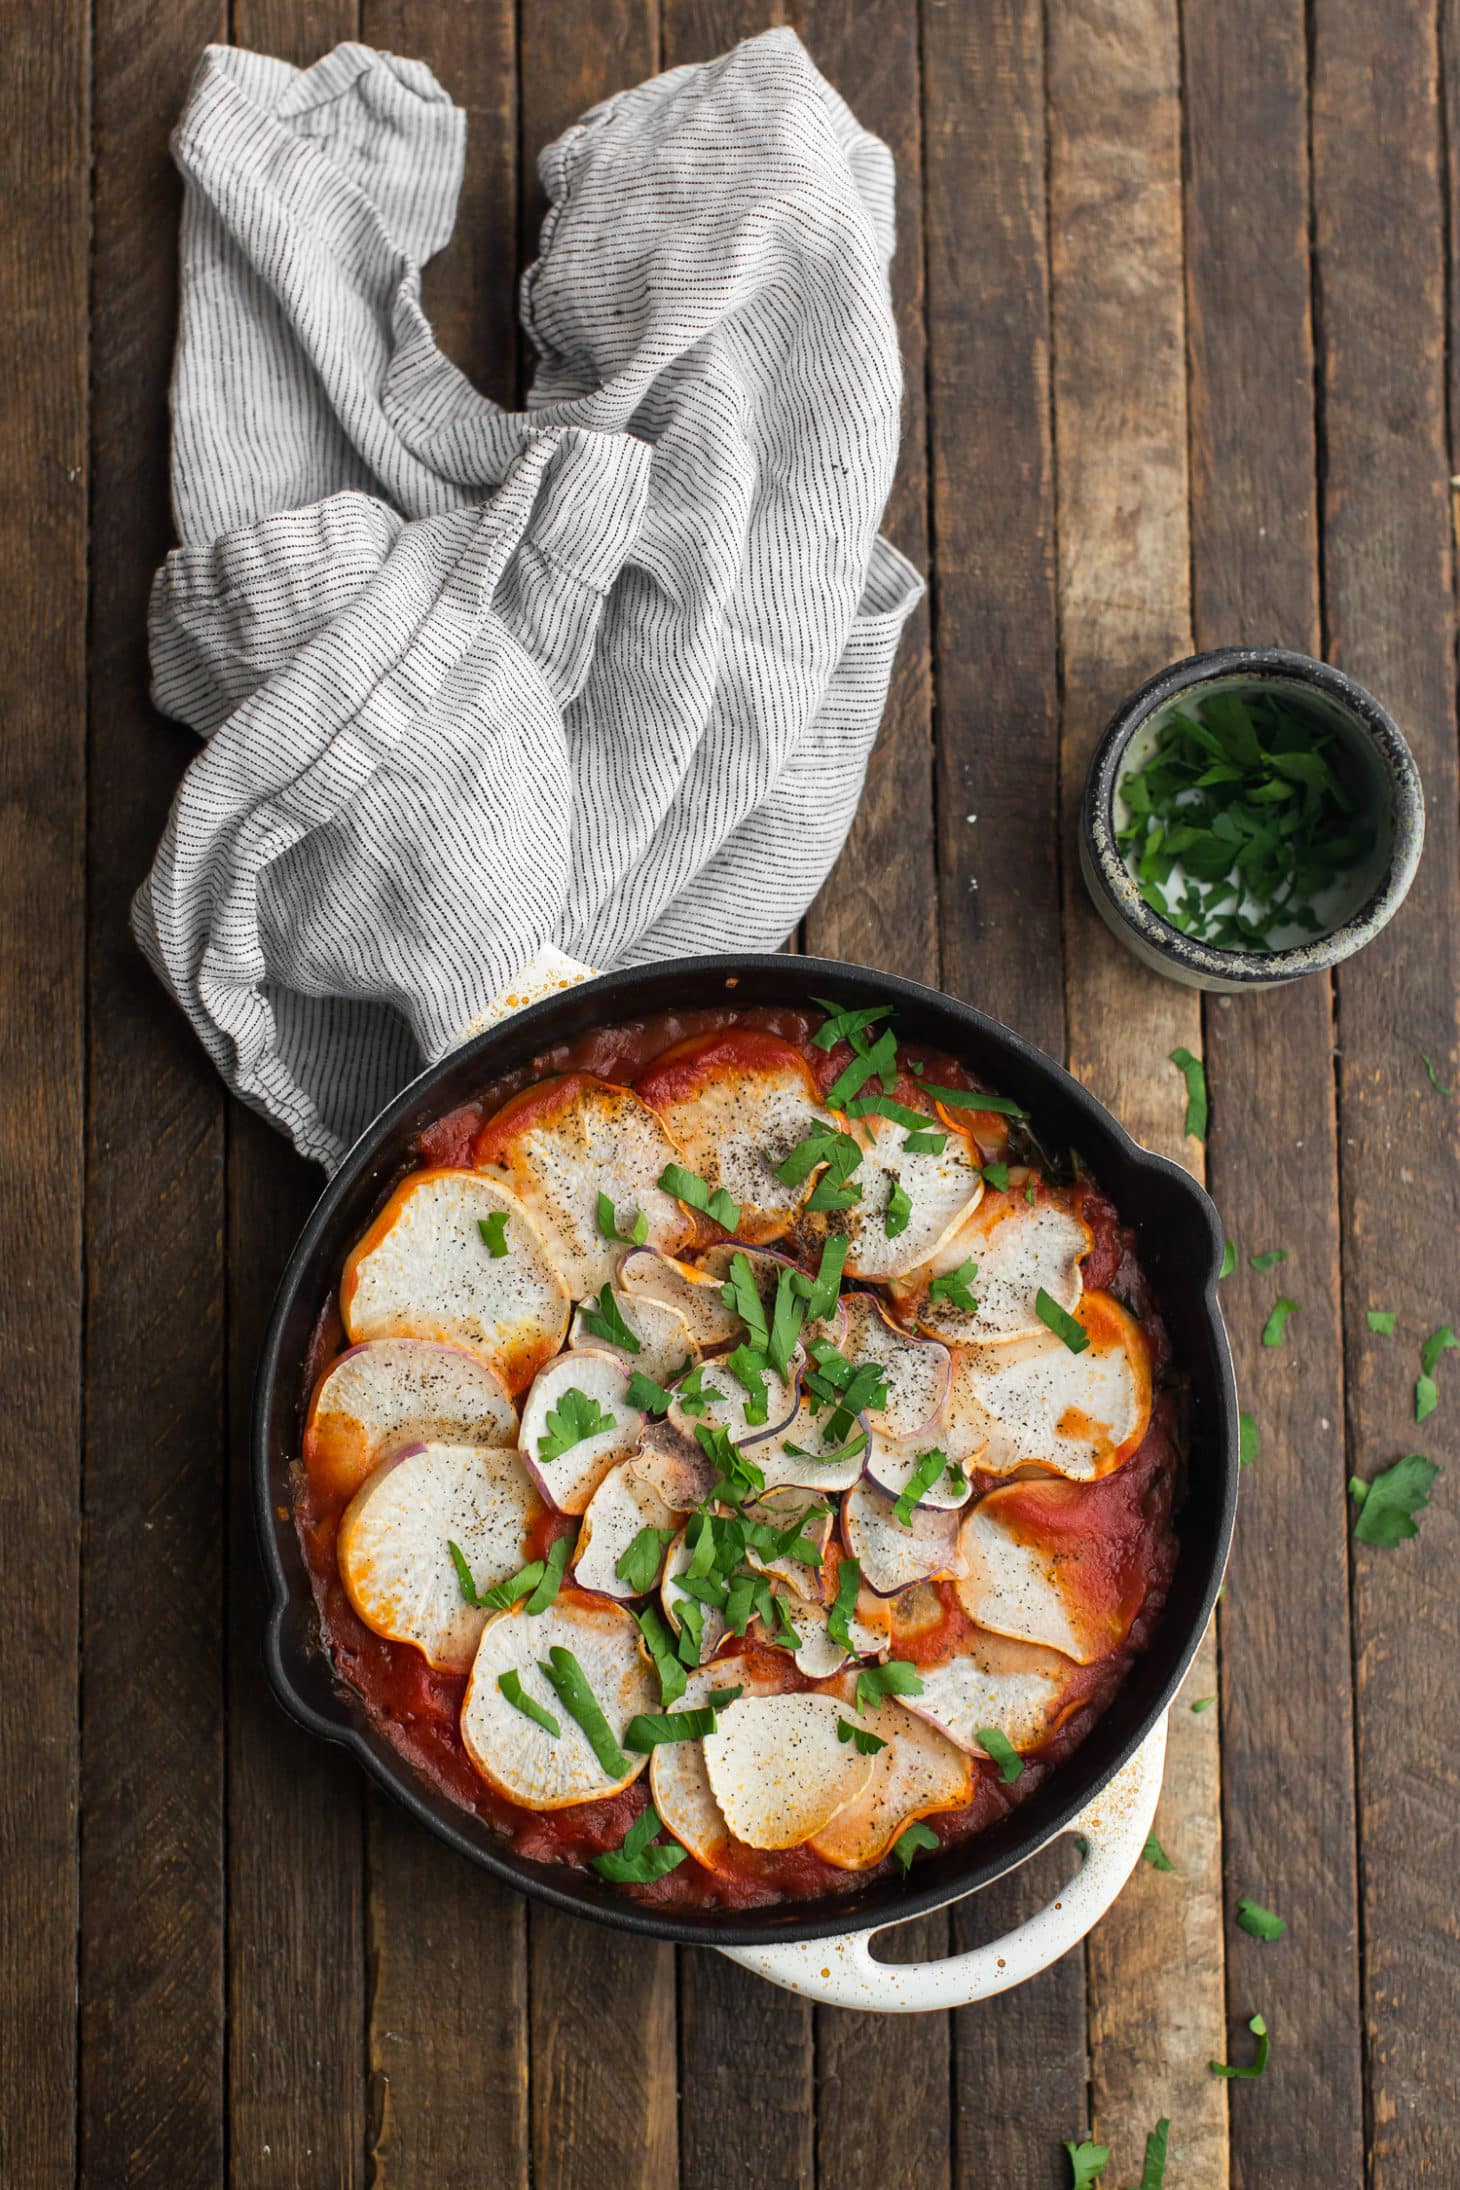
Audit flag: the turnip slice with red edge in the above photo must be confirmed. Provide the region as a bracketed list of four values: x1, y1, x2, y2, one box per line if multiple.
[864, 1428, 972, 1513]
[956, 1482, 1139, 1664]
[338, 1442, 542, 1672]
[635, 1028, 839, 1244]
[842, 1480, 967, 1596]
[824, 1114, 984, 1282]
[667, 1354, 798, 1449]
[906, 1191, 1091, 1346]
[649, 1656, 797, 1870]
[618, 1248, 744, 1350]
[461, 1594, 655, 1809]
[569, 1286, 700, 1384]
[572, 1461, 676, 1599]
[701, 1692, 876, 1849]
[810, 1689, 974, 1870]
[519, 1349, 645, 1514]
[747, 1390, 870, 1494]
[661, 1529, 728, 1662]
[474, 1072, 694, 1298]
[341, 1169, 570, 1397]
[837, 1292, 950, 1438]
[903, 1632, 1078, 1759]
[947, 1290, 1152, 1480]
[304, 1338, 518, 1499]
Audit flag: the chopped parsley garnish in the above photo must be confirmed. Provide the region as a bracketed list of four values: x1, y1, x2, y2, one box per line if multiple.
[767, 1267, 807, 1378]
[1349, 1454, 1438, 1546]
[624, 1690, 741, 1751]
[775, 1123, 862, 1192]
[1142, 1831, 1175, 1871]
[926, 1258, 979, 1315]
[1210, 2011, 1269, 2080]
[477, 1211, 510, 1258]
[1036, 1289, 1089, 1353]
[1238, 1411, 1259, 1467]
[803, 1342, 888, 1443]
[855, 1659, 925, 1715]
[782, 1429, 870, 1469]
[1260, 1296, 1299, 1348]
[892, 1819, 940, 1876]
[625, 1367, 676, 1416]
[977, 1727, 1023, 1782]
[805, 1169, 863, 1214]
[658, 1163, 740, 1231]
[596, 1192, 648, 1246]
[908, 1064, 1028, 1119]
[673, 1363, 712, 1418]
[590, 1804, 689, 1885]
[497, 1669, 560, 1737]
[1236, 1896, 1286, 1942]
[1416, 1324, 1458, 1422]
[845, 1092, 932, 1131]
[885, 1179, 913, 1238]
[824, 1024, 900, 1111]
[1134, 2118, 1171, 2189]
[891, 1447, 951, 1526]
[904, 1129, 948, 1154]
[675, 1595, 707, 1665]
[979, 1161, 1010, 1192]
[945, 1461, 969, 1499]
[615, 1525, 675, 1596]
[837, 1717, 887, 1755]
[694, 1420, 765, 1504]
[1248, 1246, 1288, 1270]
[577, 1284, 641, 1353]
[1219, 1238, 1237, 1279]
[809, 997, 894, 1051]
[635, 1605, 688, 1706]
[826, 1555, 861, 1652]
[538, 1646, 630, 1779]
[722, 1342, 772, 1425]
[720, 1250, 770, 1348]
[1190, 1695, 1215, 1713]
[1063, 2141, 1110, 2190]
[446, 1539, 493, 1608]
[1169, 1047, 1208, 1140]
[1366, 1309, 1397, 1335]
[455, 1534, 566, 1614]
[790, 1235, 849, 1323]
[538, 1385, 617, 1462]
[1422, 1052, 1453, 1096]
[524, 1535, 571, 1614]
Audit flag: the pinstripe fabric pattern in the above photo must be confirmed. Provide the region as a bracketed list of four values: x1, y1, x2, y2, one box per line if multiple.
[133, 30, 923, 1168]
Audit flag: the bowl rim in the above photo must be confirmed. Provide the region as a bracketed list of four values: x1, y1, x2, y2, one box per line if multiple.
[1082, 644, 1426, 983]
[252, 952, 1239, 1948]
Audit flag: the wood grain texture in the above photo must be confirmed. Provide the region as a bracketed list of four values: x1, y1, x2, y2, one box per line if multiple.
[680, 1954, 814, 2190]
[0, 2, 89, 2185]
[925, 0, 1063, 1055]
[1313, 1, 1460, 2179]
[80, 0, 229, 2183]
[1045, 2, 1228, 2182]
[1183, 4, 1365, 2184]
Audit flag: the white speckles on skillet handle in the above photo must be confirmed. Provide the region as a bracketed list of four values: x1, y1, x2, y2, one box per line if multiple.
[719, 1716, 1167, 2012]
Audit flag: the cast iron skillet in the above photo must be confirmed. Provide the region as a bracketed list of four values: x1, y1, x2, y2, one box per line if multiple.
[254, 954, 1238, 1948]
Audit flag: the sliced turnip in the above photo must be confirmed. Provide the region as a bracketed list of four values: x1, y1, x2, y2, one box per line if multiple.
[945, 1290, 1152, 1480]
[701, 1692, 876, 1850]
[748, 1392, 870, 1495]
[660, 1529, 728, 1663]
[648, 1656, 798, 1870]
[809, 1114, 983, 1283]
[519, 1349, 646, 1514]
[667, 1355, 798, 1450]
[956, 1482, 1138, 1664]
[572, 1462, 677, 1600]
[698, 1241, 847, 1349]
[460, 1594, 656, 1809]
[473, 1072, 694, 1297]
[337, 1442, 542, 1672]
[777, 1585, 891, 1678]
[902, 1191, 1091, 1346]
[809, 1691, 974, 1870]
[341, 1169, 570, 1396]
[635, 1029, 839, 1244]
[629, 1420, 721, 1513]
[569, 1287, 700, 1385]
[741, 1485, 834, 1599]
[303, 1338, 518, 1499]
[836, 1292, 950, 1438]
[618, 1248, 744, 1350]
[902, 1632, 1078, 1758]
[864, 1428, 973, 1513]
[842, 1480, 966, 1597]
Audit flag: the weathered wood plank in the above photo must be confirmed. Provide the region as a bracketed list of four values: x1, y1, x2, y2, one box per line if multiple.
[1313, 1, 1460, 2180]
[80, 0, 229, 2183]
[0, 2, 89, 2183]
[1183, 5, 1366, 2185]
[1045, 2, 1228, 2183]
[920, 5, 1081, 2180]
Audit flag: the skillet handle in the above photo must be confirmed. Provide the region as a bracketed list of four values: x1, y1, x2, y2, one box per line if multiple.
[717, 1715, 1167, 2013]
[449, 946, 599, 1046]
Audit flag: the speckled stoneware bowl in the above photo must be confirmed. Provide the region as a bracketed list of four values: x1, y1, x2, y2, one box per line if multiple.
[1080, 647, 1425, 992]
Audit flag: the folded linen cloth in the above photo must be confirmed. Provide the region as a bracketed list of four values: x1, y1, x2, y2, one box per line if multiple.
[135, 29, 923, 1168]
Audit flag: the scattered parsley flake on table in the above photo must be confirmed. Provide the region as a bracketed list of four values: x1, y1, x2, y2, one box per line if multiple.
[1248, 1246, 1287, 1270]
[1366, 1309, 1396, 1335]
[1210, 2012, 1269, 2080]
[1236, 1896, 1287, 1942]
[1169, 1047, 1208, 1139]
[1142, 1831, 1175, 1872]
[1260, 1296, 1299, 1347]
[1421, 1052, 1454, 1096]
[1349, 1454, 1438, 1546]
[1063, 2140, 1110, 2190]
[1189, 1695, 1215, 1714]
[1238, 1411, 1260, 1467]
[1218, 1238, 1237, 1280]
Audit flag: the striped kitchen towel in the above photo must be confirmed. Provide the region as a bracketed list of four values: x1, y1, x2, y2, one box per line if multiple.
[134, 29, 923, 1168]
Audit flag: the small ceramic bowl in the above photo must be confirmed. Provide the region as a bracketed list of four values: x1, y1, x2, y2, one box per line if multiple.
[1080, 647, 1425, 992]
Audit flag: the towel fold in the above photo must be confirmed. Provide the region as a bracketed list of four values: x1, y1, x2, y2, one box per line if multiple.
[135, 28, 923, 1167]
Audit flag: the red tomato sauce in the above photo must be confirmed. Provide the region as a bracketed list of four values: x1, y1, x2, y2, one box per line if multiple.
[295, 1005, 1181, 1911]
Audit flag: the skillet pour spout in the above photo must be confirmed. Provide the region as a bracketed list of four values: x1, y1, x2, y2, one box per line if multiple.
[254, 955, 1237, 1949]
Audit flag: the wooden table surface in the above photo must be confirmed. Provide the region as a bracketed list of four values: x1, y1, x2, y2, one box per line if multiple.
[5, 0, 1457, 2183]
